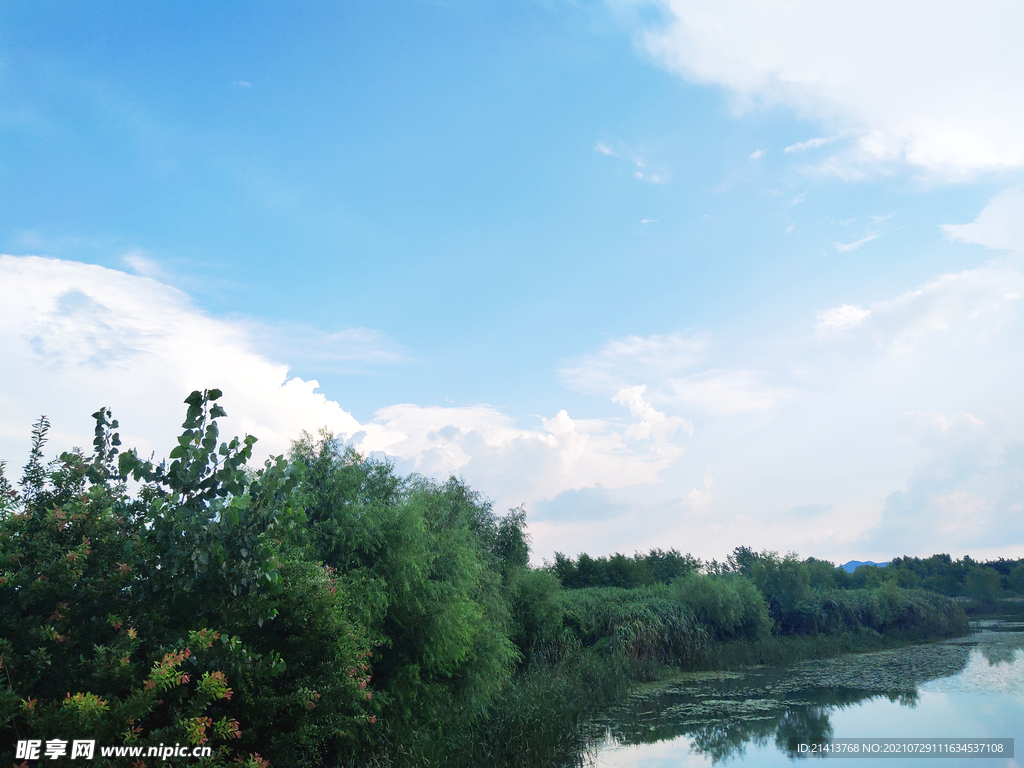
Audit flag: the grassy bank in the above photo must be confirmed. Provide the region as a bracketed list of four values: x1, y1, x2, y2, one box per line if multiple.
[409, 581, 970, 768]
[962, 597, 1024, 619]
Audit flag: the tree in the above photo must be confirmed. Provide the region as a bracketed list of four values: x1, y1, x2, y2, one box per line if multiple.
[1, 393, 374, 767]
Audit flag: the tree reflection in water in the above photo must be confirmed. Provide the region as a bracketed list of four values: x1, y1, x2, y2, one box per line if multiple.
[587, 638, 979, 764]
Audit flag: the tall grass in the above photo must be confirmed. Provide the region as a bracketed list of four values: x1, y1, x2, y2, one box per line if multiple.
[562, 586, 710, 674]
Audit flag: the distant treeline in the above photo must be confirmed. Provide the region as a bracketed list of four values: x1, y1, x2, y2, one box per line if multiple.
[550, 547, 1024, 601]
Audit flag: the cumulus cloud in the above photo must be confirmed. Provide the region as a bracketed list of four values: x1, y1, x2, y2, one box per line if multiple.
[0, 255, 688, 518]
[7, 252, 1024, 562]
[351, 394, 685, 511]
[942, 189, 1024, 252]
[0, 255, 364, 464]
[612, 384, 694, 439]
[630, 0, 1024, 179]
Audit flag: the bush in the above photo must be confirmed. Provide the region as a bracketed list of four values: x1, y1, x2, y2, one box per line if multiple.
[671, 573, 772, 642]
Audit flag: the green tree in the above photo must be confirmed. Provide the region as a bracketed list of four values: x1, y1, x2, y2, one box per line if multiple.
[289, 431, 521, 760]
[1, 394, 374, 766]
[965, 566, 1002, 602]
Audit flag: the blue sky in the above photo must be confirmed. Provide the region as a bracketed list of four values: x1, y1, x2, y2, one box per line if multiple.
[3, 1, 1024, 563]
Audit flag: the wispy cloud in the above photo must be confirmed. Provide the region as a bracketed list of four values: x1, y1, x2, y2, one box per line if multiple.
[122, 249, 166, 280]
[560, 333, 709, 396]
[815, 304, 870, 332]
[596, 141, 668, 183]
[815, 261, 1024, 353]
[634, 171, 667, 184]
[249, 322, 407, 374]
[231, 80, 251, 89]
[784, 136, 837, 153]
[749, 148, 766, 159]
[942, 188, 1024, 252]
[834, 233, 879, 252]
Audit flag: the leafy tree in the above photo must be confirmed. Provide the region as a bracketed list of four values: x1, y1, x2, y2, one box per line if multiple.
[1, 393, 373, 766]
[289, 431, 521, 761]
[965, 566, 1002, 602]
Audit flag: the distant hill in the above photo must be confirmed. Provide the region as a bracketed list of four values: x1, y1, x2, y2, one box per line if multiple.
[840, 560, 889, 573]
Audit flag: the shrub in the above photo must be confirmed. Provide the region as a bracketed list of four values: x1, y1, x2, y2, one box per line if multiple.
[671, 573, 772, 642]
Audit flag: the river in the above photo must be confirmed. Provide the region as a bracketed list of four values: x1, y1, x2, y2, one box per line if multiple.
[586, 621, 1024, 767]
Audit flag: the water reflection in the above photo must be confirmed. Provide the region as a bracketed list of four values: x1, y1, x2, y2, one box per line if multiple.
[587, 624, 1024, 766]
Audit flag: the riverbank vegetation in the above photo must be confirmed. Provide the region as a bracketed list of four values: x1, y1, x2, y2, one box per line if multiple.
[0, 393, 971, 767]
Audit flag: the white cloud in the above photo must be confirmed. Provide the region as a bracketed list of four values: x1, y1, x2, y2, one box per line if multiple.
[612, 384, 694, 439]
[122, 249, 165, 279]
[749, 149, 765, 159]
[630, 0, 1024, 179]
[900, 410, 985, 446]
[815, 304, 871, 333]
[248, 322, 406, 374]
[553, 258, 1024, 560]
[561, 332, 708, 394]
[596, 142, 669, 182]
[834, 233, 879, 252]
[7, 253, 1024, 563]
[0, 255, 363, 464]
[815, 261, 1024, 354]
[0, 255, 687, 517]
[665, 370, 785, 414]
[563, 334, 788, 416]
[634, 170, 667, 184]
[942, 188, 1024, 252]
[784, 136, 838, 153]
[871, 262, 1024, 353]
[349, 394, 686, 510]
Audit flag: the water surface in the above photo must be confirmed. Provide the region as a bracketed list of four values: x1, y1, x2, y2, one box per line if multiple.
[587, 623, 1024, 767]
